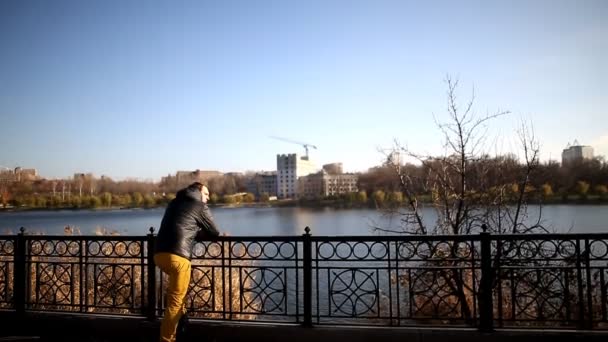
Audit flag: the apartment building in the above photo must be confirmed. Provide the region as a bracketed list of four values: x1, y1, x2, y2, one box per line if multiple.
[246, 171, 277, 197]
[562, 141, 594, 165]
[277, 154, 316, 198]
[299, 170, 358, 198]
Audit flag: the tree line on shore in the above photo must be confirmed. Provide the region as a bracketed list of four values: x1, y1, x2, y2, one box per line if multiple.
[360, 156, 608, 203]
[0, 155, 606, 210]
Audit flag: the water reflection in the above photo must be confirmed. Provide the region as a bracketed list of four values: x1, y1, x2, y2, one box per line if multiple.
[0, 205, 606, 235]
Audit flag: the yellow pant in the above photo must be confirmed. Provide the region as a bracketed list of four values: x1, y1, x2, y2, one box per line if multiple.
[154, 252, 191, 342]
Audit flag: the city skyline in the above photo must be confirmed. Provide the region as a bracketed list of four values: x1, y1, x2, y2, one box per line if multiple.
[1, 139, 604, 183]
[1, 1, 607, 181]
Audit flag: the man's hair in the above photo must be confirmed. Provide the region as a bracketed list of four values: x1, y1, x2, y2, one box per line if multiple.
[188, 182, 206, 191]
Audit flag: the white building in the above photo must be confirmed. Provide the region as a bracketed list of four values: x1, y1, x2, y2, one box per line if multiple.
[277, 154, 317, 198]
[0, 167, 39, 182]
[299, 170, 359, 199]
[562, 141, 594, 165]
[323, 173, 358, 196]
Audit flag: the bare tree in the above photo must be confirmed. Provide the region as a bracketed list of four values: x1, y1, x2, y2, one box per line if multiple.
[0, 181, 10, 208]
[87, 177, 96, 196]
[378, 76, 547, 323]
[51, 180, 57, 198]
[380, 76, 543, 235]
[76, 177, 83, 198]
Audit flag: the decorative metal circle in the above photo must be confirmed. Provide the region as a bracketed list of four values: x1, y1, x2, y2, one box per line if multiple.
[410, 269, 462, 317]
[54, 241, 68, 255]
[231, 242, 248, 258]
[432, 241, 452, 258]
[589, 239, 608, 259]
[0, 240, 14, 255]
[247, 241, 263, 258]
[262, 242, 279, 259]
[369, 242, 388, 259]
[67, 241, 80, 256]
[352, 242, 370, 259]
[101, 241, 115, 256]
[397, 242, 416, 259]
[42, 241, 55, 255]
[37, 264, 72, 305]
[330, 269, 378, 316]
[127, 242, 141, 256]
[192, 243, 207, 258]
[511, 269, 565, 320]
[278, 242, 295, 259]
[335, 242, 353, 259]
[517, 241, 538, 259]
[206, 242, 223, 258]
[88, 241, 101, 255]
[114, 242, 127, 256]
[556, 240, 576, 258]
[317, 242, 335, 259]
[96, 265, 131, 307]
[538, 240, 559, 258]
[188, 266, 213, 310]
[415, 241, 432, 259]
[242, 268, 286, 313]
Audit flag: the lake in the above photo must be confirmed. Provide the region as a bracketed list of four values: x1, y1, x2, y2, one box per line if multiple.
[1, 204, 607, 236]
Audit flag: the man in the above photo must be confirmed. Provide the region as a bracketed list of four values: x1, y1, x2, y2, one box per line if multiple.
[154, 182, 220, 342]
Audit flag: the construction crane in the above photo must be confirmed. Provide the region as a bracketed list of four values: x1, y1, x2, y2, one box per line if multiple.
[269, 136, 318, 158]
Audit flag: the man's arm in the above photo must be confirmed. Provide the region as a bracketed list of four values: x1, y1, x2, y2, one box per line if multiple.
[195, 204, 220, 241]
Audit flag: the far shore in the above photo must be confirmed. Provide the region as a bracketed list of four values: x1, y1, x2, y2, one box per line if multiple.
[1, 196, 607, 213]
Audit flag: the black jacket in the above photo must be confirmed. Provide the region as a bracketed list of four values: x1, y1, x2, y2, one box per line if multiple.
[155, 187, 220, 259]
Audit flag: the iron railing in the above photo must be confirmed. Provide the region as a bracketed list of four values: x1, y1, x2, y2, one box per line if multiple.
[0, 227, 607, 331]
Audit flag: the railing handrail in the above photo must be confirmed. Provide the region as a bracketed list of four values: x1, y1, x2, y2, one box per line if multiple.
[3, 232, 608, 240]
[1, 228, 607, 331]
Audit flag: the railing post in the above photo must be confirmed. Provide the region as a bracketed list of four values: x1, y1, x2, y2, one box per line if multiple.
[583, 239, 593, 329]
[14, 227, 26, 314]
[302, 226, 312, 327]
[478, 224, 494, 332]
[575, 238, 587, 329]
[147, 227, 157, 321]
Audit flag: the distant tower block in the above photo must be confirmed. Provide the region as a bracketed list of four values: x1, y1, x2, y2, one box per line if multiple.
[562, 140, 594, 165]
[276, 153, 316, 199]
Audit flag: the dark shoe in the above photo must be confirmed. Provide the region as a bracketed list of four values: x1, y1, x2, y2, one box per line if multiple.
[177, 312, 189, 338]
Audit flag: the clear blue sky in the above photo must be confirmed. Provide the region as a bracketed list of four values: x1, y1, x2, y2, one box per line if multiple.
[1, 0, 606, 181]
